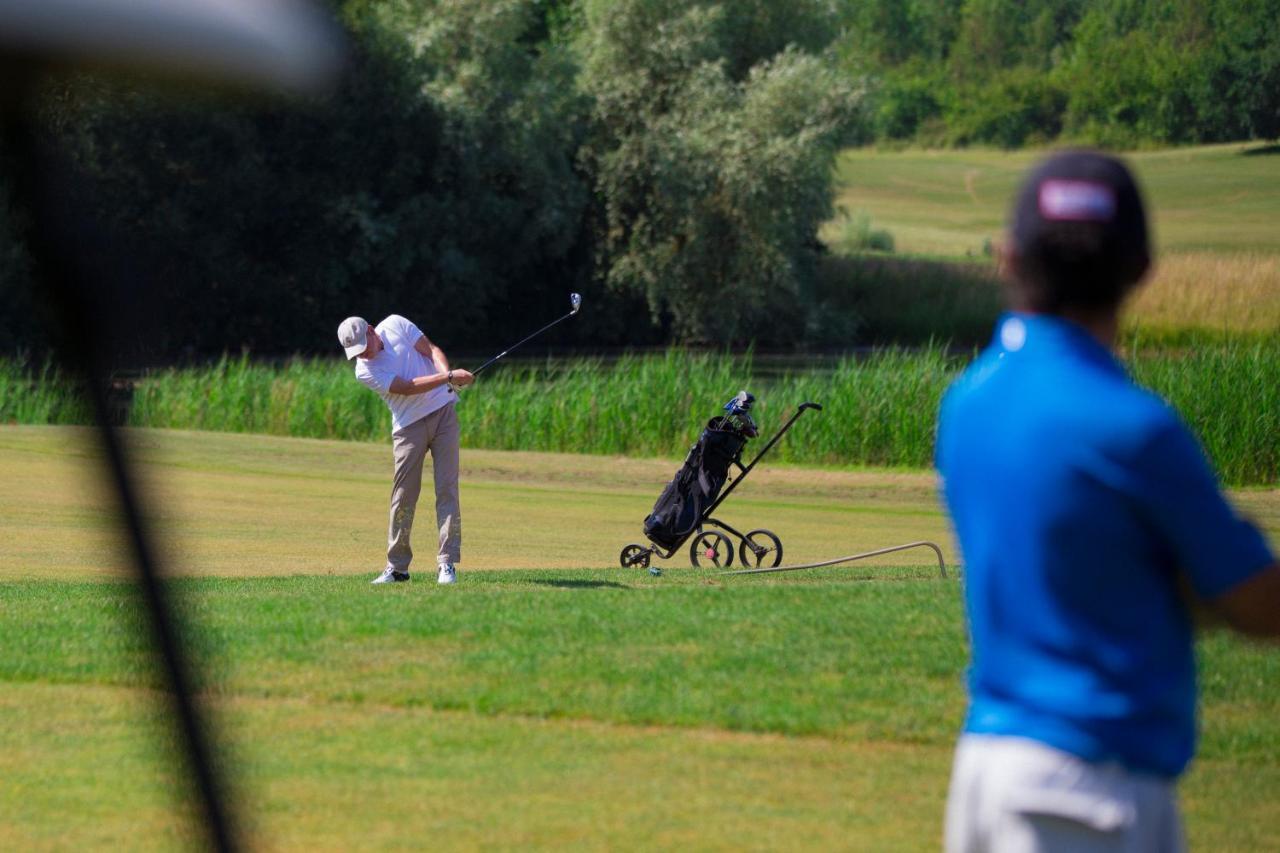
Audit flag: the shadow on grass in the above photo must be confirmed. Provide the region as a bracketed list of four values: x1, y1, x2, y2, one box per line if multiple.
[816, 253, 1002, 347]
[530, 579, 631, 590]
[1240, 143, 1280, 157]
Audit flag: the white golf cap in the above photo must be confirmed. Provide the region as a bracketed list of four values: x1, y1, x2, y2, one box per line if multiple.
[337, 317, 370, 359]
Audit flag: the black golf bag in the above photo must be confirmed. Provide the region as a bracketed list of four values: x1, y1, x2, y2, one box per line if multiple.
[643, 411, 753, 551]
[621, 393, 821, 573]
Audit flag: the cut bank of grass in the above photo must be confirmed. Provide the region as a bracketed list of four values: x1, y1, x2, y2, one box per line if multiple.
[4, 425, 1275, 583]
[5, 571, 1276, 759]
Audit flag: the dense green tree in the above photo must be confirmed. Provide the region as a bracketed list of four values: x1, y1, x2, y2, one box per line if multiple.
[358, 0, 596, 343]
[577, 0, 862, 344]
[843, 0, 1279, 147]
[840, 0, 965, 67]
[33, 1, 603, 357]
[0, 176, 36, 352]
[1052, 0, 1280, 145]
[6, 0, 865, 356]
[51, 32, 456, 356]
[6, 0, 1277, 363]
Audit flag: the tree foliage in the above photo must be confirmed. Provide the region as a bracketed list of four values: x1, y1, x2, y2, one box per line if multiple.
[578, 0, 861, 343]
[8, 0, 1272, 359]
[1, 0, 860, 356]
[846, 0, 1280, 147]
[25, 2, 604, 358]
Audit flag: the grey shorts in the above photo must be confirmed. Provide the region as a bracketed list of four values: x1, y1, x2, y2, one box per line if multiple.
[945, 734, 1185, 853]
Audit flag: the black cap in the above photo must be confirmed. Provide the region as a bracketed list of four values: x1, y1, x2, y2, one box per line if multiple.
[1008, 150, 1150, 312]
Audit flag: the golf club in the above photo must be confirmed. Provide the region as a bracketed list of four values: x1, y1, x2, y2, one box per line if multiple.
[471, 292, 582, 376]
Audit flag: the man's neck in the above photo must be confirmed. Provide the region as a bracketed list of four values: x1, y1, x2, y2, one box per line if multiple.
[1057, 309, 1120, 351]
[1009, 300, 1121, 352]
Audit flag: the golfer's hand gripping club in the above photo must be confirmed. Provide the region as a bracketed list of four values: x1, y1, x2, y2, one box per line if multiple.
[447, 368, 475, 395]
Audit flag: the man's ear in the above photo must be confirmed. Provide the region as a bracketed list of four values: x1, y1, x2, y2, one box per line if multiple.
[995, 238, 1017, 282]
[996, 240, 1032, 311]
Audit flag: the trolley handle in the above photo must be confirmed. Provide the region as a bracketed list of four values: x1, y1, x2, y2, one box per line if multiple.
[699, 400, 822, 522]
[750, 400, 823, 466]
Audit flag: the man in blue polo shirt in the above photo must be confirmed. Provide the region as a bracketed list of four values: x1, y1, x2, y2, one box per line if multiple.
[936, 151, 1279, 851]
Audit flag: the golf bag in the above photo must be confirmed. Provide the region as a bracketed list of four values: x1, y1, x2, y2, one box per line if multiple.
[643, 394, 756, 551]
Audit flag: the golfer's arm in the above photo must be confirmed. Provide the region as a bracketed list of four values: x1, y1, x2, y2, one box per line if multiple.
[431, 343, 450, 372]
[1212, 563, 1280, 638]
[413, 335, 450, 372]
[388, 373, 451, 395]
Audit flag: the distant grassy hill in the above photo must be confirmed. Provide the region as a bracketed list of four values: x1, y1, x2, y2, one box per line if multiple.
[824, 143, 1280, 341]
[830, 142, 1280, 257]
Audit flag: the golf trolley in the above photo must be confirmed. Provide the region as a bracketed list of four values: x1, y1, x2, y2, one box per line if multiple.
[619, 394, 822, 574]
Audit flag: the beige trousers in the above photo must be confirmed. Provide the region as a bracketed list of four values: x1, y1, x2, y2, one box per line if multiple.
[386, 402, 460, 572]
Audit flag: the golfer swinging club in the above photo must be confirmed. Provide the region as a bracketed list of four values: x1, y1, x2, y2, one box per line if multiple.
[937, 151, 1279, 851]
[337, 315, 474, 585]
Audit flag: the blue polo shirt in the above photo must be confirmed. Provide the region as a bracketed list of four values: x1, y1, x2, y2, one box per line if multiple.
[936, 313, 1274, 778]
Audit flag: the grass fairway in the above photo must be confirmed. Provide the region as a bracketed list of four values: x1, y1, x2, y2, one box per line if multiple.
[1, 426, 1278, 850]
[0, 425, 957, 579]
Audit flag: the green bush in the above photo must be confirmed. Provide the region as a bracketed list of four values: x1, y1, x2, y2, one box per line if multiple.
[830, 210, 895, 254]
[871, 67, 944, 140]
[840, 0, 1280, 148]
[944, 66, 1067, 148]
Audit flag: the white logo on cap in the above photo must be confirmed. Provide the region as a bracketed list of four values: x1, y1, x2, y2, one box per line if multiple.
[1039, 180, 1116, 222]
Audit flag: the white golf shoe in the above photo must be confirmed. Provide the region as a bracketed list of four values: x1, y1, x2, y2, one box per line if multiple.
[371, 568, 409, 584]
[437, 563, 457, 585]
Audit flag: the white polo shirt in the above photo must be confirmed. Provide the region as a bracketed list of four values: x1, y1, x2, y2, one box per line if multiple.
[354, 314, 455, 433]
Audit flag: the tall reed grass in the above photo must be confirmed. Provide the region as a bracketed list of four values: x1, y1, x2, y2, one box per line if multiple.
[3, 345, 1276, 485]
[1125, 252, 1280, 341]
[0, 359, 92, 425]
[126, 355, 388, 441]
[1129, 340, 1280, 486]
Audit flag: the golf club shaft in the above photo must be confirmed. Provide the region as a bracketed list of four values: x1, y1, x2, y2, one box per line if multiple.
[472, 311, 575, 375]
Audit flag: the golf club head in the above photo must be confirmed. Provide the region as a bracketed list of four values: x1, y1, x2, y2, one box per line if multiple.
[0, 0, 344, 94]
[570, 292, 582, 315]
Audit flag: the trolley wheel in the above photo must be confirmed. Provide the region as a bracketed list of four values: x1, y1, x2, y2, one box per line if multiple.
[689, 530, 734, 568]
[738, 529, 783, 569]
[620, 543, 651, 569]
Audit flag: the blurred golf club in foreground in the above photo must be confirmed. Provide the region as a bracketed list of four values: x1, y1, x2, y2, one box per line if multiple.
[0, 2, 344, 849]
